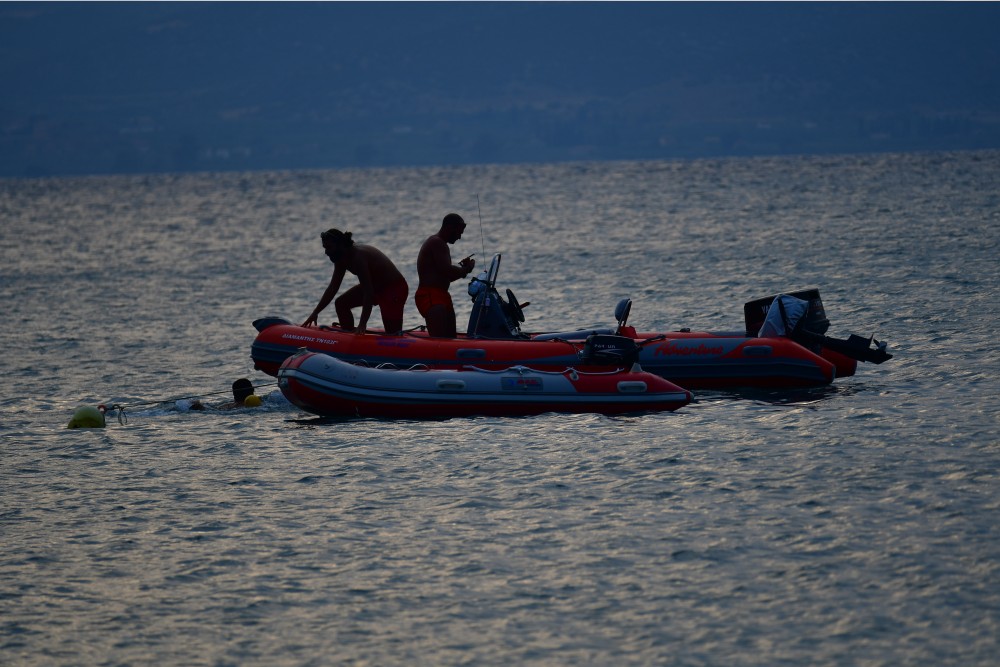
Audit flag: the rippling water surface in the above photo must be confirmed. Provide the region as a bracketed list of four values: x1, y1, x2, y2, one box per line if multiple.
[2, 151, 998, 665]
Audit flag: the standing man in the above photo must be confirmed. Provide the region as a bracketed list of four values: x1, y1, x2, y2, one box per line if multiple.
[416, 213, 476, 337]
[302, 229, 408, 335]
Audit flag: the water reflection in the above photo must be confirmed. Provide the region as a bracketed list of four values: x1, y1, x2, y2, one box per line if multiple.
[697, 381, 870, 406]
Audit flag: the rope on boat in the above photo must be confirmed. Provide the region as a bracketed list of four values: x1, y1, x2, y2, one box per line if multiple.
[371, 362, 431, 371]
[461, 365, 625, 379]
[319, 323, 429, 336]
[347, 358, 618, 380]
[350, 358, 433, 372]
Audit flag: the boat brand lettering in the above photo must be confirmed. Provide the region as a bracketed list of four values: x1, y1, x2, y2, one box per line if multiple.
[376, 339, 414, 348]
[501, 377, 543, 391]
[281, 333, 335, 344]
[650, 341, 732, 357]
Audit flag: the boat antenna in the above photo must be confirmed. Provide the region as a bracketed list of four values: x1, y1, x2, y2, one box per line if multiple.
[476, 193, 487, 259]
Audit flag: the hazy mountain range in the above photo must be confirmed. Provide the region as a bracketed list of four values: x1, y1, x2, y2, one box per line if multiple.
[2, 2, 998, 178]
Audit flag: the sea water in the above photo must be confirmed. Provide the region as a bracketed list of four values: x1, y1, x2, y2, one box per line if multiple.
[1, 151, 998, 665]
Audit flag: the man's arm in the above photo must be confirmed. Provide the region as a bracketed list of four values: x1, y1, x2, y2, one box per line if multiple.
[302, 265, 346, 327]
[432, 241, 472, 283]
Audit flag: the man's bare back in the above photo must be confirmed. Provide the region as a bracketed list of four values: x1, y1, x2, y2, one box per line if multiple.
[417, 234, 457, 291]
[351, 244, 406, 290]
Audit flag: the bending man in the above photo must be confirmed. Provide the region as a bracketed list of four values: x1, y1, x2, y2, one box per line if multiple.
[416, 213, 476, 338]
[303, 229, 408, 335]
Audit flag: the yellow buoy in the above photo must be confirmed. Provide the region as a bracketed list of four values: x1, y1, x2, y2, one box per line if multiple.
[243, 394, 263, 408]
[67, 405, 106, 429]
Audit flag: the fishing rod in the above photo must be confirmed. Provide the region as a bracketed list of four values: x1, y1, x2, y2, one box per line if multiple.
[476, 193, 487, 259]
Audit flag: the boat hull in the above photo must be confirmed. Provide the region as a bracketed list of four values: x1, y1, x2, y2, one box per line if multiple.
[278, 350, 693, 418]
[254, 321, 841, 390]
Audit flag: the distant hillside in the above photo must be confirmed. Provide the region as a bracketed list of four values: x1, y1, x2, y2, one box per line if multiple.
[2, 2, 998, 177]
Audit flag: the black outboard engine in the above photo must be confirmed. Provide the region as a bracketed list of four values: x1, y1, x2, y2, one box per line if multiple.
[744, 289, 892, 364]
[579, 334, 641, 367]
[744, 288, 829, 337]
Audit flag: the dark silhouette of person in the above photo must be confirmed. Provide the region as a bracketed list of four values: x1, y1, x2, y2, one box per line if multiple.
[416, 214, 475, 337]
[303, 229, 409, 334]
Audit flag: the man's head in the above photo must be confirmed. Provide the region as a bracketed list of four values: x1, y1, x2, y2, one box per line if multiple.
[440, 213, 466, 244]
[232, 378, 255, 403]
[321, 229, 353, 262]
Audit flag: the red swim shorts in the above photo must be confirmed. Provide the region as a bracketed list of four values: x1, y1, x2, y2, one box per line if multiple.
[414, 286, 454, 317]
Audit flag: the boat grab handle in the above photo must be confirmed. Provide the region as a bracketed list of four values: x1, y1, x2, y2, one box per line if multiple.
[436, 379, 466, 390]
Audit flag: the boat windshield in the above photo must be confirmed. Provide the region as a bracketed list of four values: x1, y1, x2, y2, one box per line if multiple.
[485, 253, 501, 287]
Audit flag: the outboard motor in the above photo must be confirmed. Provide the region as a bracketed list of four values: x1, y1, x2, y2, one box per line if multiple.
[579, 334, 641, 367]
[744, 288, 829, 337]
[745, 289, 892, 365]
[756, 294, 812, 339]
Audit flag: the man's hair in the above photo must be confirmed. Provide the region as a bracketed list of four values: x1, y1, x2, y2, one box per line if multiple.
[442, 213, 465, 227]
[321, 229, 354, 247]
[232, 378, 254, 402]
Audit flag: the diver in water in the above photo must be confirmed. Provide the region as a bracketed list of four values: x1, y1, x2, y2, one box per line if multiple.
[189, 378, 260, 410]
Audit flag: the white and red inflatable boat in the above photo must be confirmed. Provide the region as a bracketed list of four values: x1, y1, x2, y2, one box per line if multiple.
[278, 349, 693, 419]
